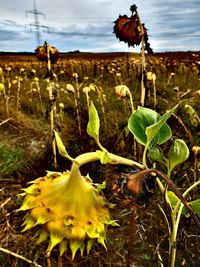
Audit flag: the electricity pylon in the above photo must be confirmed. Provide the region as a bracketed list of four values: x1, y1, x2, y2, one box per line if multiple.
[25, 0, 48, 46]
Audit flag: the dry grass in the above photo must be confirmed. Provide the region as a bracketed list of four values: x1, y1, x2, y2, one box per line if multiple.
[0, 51, 199, 266]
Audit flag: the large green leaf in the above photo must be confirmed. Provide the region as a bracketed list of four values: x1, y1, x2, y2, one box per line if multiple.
[128, 107, 160, 145]
[168, 139, 189, 173]
[146, 104, 178, 146]
[87, 101, 100, 141]
[128, 105, 177, 147]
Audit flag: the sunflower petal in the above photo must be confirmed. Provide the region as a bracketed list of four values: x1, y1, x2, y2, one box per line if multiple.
[70, 240, 83, 260]
[59, 240, 68, 256]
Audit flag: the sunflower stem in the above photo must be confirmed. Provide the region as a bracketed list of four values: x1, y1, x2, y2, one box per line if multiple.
[71, 151, 144, 171]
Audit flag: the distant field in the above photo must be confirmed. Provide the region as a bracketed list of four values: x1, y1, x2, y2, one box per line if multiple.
[0, 50, 199, 63]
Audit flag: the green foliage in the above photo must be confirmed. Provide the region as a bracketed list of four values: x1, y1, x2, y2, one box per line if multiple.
[148, 147, 167, 165]
[54, 130, 73, 161]
[146, 104, 178, 147]
[168, 191, 200, 219]
[1, 53, 199, 266]
[182, 199, 200, 217]
[87, 102, 111, 164]
[0, 143, 27, 178]
[167, 191, 179, 208]
[184, 104, 200, 127]
[128, 105, 178, 149]
[168, 139, 189, 173]
[87, 101, 100, 142]
[96, 150, 110, 164]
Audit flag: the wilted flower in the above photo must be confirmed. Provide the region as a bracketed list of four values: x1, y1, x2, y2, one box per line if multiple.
[31, 69, 36, 74]
[66, 84, 75, 93]
[173, 87, 179, 92]
[59, 103, 65, 109]
[147, 72, 156, 81]
[72, 73, 78, 79]
[5, 67, 11, 72]
[12, 79, 18, 85]
[147, 72, 153, 80]
[35, 41, 59, 63]
[195, 90, 200, 97]
[115, 85, 129, 98]
[192, 146, 200, 157]
[18, 170, 117, 259]
[184, 104, 200, 127]
[82, 86, 91, 94]
[89, 84, 96, 91]
[102, 94, 107, 102]
[20, 68, 25, 73]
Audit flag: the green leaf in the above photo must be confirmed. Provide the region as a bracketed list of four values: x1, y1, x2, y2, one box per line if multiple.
[96, 150, 111, 164]
[148, 147, 168, 166]
[146, 104, 178, 146]
[168, 139, 189, 173]
[128, 105, 177, 148]
[167, 191, 179, 208]
[182, 199, 200, 217]
[96, 181, 107, 193]
[87, 101, 100, 141]
[128, 107, 159, 145]
[54, 130, 72, 160]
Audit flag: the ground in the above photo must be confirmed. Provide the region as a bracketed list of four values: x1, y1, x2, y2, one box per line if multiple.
[0, 51, 200, 266]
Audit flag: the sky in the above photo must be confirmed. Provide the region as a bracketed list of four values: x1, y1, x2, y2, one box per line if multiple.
[0, 0, 199, 53]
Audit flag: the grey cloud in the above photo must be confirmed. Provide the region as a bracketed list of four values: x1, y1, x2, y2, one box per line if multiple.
[0, 0, 199, 52]
[146, 0, 200, 49]
[49, 20, 112, 38]
[0, 28, 19, 40]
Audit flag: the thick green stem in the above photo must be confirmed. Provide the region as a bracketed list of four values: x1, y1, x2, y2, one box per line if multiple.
[169, 179, 200, 267]
[142, 145, 148, 168]
[71, 151, 144, 174]
[169, 213, 177, 267]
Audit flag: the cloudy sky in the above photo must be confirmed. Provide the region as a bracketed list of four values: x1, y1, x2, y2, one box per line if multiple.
[0, 0, 199, 53]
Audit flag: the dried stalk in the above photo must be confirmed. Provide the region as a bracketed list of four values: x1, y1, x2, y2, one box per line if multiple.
[0, 247, 42, 267]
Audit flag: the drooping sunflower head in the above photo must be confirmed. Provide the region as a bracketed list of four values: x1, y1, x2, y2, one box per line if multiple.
[18, 170, 118, 259]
